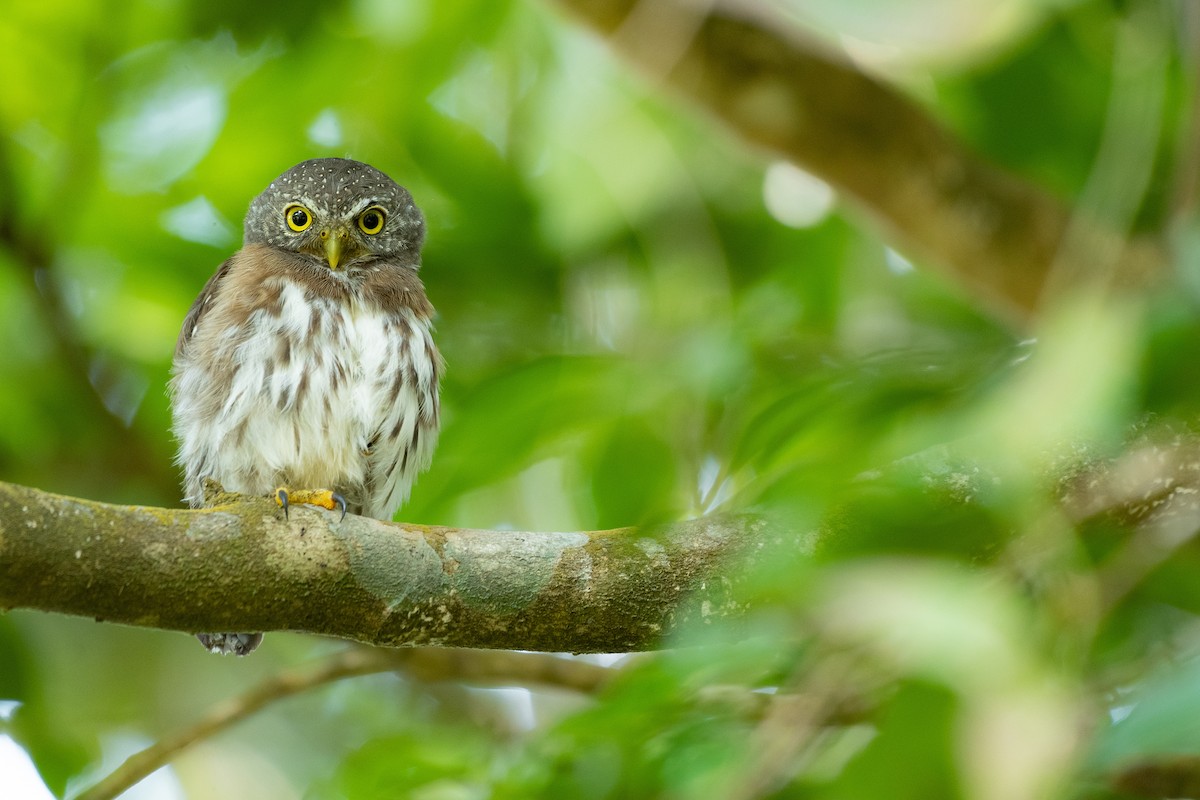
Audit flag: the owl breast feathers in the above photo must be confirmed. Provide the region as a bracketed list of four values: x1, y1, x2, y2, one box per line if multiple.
[170, 158, 441, 522]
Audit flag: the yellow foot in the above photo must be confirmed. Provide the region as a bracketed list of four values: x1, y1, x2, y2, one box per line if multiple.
[275, 487, 348, 521]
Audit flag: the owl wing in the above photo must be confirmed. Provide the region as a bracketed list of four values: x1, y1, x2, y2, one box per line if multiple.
[175, 257, 235, 358]
[363, 308, 442, 520]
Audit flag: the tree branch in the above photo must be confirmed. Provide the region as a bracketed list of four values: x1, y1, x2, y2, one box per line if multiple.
[0, 480, 768, 652]
[74, 646, 616, 800]
[1112, 755, 1200, 798]
[550, 0, 1168, 323]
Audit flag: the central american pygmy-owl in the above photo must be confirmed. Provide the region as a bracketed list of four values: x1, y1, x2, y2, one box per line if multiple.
[170, 158, 442, 655]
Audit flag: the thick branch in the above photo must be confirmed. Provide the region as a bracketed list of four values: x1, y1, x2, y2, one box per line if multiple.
[0, 481, 767, 652]
[551, 0, 1167, 323]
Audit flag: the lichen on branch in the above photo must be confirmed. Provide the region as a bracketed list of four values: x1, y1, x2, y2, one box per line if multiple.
[0, 480, 767, 652]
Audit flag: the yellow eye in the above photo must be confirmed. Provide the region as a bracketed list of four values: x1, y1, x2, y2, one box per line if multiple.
[358, 206, 386, 235]
[284, 204, 313, 232]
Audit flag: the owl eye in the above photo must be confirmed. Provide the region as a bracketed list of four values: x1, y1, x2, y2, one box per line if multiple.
[284, 204, 313, 232]
[358, 206, 386, 235]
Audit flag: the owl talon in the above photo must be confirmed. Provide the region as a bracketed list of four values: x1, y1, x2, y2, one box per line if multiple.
[274, 487, 346, 520]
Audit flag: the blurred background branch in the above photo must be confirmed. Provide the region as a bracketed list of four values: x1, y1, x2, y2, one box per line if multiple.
[552, 0, 1168, 323]
[1113, 755, 1200, 798]
[75, 647, 618, 800]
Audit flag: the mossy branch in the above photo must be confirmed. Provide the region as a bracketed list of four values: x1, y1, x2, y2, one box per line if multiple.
[0, 480, 767, 652]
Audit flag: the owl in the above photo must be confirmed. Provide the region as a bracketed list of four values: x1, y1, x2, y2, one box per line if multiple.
[170, 158, 442, 655]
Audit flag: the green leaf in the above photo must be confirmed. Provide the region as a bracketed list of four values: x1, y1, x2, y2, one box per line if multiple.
[824, 680, 965, 800]
[325, 729, 493, 800]
[1088, 657, 1200, 772]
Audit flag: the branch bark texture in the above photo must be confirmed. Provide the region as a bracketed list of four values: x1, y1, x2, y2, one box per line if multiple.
[551, 0, 1167, 323]
[0, 481, 766, 652]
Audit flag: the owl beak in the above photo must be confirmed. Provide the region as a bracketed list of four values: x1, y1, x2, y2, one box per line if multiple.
[323, 229, 346, 270]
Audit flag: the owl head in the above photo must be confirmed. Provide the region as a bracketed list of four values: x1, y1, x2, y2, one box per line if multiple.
[243, 158, 425, 271]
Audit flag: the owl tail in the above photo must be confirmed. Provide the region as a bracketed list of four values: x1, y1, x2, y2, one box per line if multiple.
[196, 632, 264, 656]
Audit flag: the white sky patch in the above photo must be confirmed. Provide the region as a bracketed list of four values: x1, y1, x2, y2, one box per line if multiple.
[307, 108, 343, 148]
[479, 686, 537, 732]
[101, 83, 226, 193]
[0, 735, 54, 800]
[763, 161, 835, 229]
[100, 34, 277, 194]
[1109, 703, 1134, 723]
[697, 454, 733, 512]
[573, 653, 629, 667]
[160, 195, 235, 247]
[885, 247, 915, 274]
[0, 700, 22, 721]
[75, 733, 187, 800]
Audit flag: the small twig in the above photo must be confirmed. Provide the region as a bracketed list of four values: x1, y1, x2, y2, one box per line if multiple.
[73, 648, 390, 800]
[1170, 4, 1200, 226]
[73, 647, 617, 800]
[1044, 2, 1170, 301]
[729, 654, 862, 800]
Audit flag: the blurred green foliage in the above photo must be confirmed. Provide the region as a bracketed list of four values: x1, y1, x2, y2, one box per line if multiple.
[4, 0, 1200, 797]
